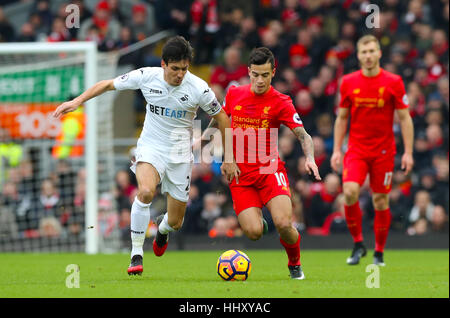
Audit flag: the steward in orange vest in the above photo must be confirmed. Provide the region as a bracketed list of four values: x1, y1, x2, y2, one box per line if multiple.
[52, 107, 85, 158]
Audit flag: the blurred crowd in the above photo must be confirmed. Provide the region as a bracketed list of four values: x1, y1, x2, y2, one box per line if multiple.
[0, 0, 449, 246]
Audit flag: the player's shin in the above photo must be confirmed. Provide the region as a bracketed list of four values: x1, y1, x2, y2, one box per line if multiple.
[344, 202, 363, 243]
[374, 208, 392, 253]
[130, 197, 152, 257]
[280, 231, 301, 266]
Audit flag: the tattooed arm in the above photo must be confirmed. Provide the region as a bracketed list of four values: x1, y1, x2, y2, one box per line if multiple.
[292, 126, 321, 181]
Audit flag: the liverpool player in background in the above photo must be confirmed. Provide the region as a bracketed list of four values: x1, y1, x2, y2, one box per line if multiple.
[331, 35, 414, 266]
[204, 47, 321, 279]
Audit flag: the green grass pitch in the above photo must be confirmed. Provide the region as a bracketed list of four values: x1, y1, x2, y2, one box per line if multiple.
[0, 249, 447, 298]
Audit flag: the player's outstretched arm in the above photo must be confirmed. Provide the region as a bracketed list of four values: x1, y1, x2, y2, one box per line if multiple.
[330, 107, 349, 172]
[53, 79, 115, 119]
[396, 108, 414, 175]
[292, 126, 321, 181]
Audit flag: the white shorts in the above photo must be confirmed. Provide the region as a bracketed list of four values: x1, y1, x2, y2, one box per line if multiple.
[130, 145, 193, 203]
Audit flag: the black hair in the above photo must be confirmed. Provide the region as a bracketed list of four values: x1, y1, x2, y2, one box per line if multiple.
[248, 47, 275, 69]
[161, 36, 194, 64]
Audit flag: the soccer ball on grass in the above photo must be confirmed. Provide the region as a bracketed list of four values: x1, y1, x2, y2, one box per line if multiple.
[216, 250, 251, 281]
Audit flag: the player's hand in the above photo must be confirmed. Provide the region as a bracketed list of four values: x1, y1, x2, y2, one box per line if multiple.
[52, 100, 80, 119]
[401, 153, 414, 175]
[221, 161, 241, 184]
[330, 151, 342, 173]
[305, 157, 321, 181]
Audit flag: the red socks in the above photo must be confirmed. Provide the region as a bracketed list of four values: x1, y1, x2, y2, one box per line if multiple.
[374, 208, 392, 253]
[345, 202, 391, 252]
[344, 202, 363, 243]
[345, 200, 391, 252]
[280, 233, 301, 266]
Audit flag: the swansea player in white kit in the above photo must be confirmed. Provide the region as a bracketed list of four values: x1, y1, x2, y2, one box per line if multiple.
[53, 36, 239, 275]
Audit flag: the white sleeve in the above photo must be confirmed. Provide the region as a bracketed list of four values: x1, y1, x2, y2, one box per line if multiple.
[113, 68, 144, 90]
[198, 86, 221, 116]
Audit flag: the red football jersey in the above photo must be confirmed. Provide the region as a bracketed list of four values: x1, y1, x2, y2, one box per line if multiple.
[339, 68, 409, 156]
[223, 84, 303, 174]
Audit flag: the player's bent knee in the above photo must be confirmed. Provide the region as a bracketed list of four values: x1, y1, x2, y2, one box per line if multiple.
[372, 193, 389, 210]
[138, 187, 156, 203]
[274, 221, 292, 236]
[343, 185, 360, 204]
[244, 226, 263, 241]
[246, 232, 263, 241]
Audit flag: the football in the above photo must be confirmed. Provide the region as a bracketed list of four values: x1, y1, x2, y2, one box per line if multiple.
[216, 250, 252, 281]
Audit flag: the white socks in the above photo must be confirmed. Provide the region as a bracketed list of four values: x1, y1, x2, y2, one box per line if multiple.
[130, 197, 151, 257]
[158, 213, 174, 235]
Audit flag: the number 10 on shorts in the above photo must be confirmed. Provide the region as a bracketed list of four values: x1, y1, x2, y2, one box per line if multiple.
[274, 172, 287, 187]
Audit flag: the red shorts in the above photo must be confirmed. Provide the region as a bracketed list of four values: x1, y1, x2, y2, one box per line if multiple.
[229, 162, 291, 215]
[342, 151, 395, 193]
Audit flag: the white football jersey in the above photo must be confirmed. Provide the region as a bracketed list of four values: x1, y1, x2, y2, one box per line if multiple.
[113, 67, 221, 162]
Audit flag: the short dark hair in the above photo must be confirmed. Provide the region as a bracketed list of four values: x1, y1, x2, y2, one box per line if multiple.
[248, 47, 275, 69]
[162, 36, 194, 64]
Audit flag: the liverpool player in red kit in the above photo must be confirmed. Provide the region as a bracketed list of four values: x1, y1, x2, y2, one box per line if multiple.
[205, 47, 321, 279]
[331, 35, 414, 266]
